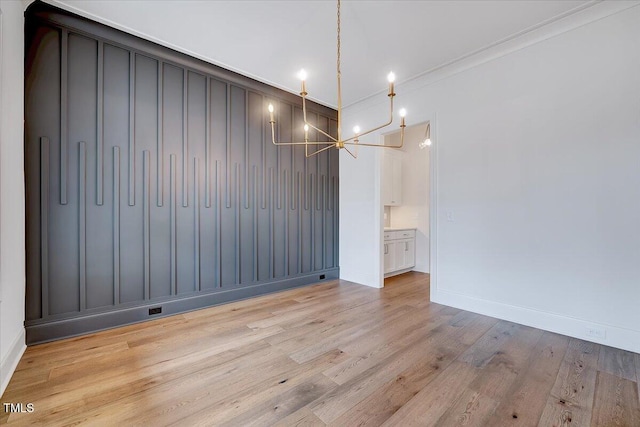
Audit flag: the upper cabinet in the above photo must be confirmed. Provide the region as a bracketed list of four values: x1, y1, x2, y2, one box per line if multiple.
[382, 150, 403, 206]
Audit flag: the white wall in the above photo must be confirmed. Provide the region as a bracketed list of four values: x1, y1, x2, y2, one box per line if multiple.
[343, 3, 640, 352]
[339, 147, 383, 288]
[386, 124, 431, 274]
[0, 0, 26, 397]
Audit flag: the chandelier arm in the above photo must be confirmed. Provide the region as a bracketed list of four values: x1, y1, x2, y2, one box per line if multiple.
[270, 119, 334, 146]
[270, 120, 277, 144]
[340, 95, 395, 144]
[343, 145, 357, 159]
[305, 142, 336, 158]
[343, 122, 405, 148]
[304, 121, 338, 143]
[273, 142, 336, 146]
[301, 94, 338, 142]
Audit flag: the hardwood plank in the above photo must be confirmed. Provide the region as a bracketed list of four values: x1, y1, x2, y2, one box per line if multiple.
[273, 407, 326, 427]
[328, 312, 497, 426]
[288, 304, 417, 364]
[265, 295, 397, 347]
[381, 361, 478, 426]
[591, 371, 640, 426]
[537, 338, 600, 427]
[310, 312, 498, 424]
[4, 329, 284, 423]
[322, 305, 456, 385]
[484, 331, 570, 425]
[434, 323, 544, 426]
[3, 273, 639, 426]
[598, 344, 637, 382]
[218, 374, 335, 427]
[129, 349, 347, 426]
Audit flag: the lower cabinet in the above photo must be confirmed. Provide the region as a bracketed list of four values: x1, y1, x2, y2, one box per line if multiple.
[384, 229, 416, 277]
[395, 238, 415, 271]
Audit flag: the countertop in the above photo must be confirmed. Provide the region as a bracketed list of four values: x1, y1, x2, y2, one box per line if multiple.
[384, 227, 416, 231]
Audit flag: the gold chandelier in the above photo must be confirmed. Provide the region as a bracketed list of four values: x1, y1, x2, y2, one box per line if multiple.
[267, 0, 406, 158]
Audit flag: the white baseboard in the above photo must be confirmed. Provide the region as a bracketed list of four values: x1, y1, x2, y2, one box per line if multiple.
[432, 289, 640, 354]
[1, 328, 26, 398]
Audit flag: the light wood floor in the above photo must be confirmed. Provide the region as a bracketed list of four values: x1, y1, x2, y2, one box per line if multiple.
[2, 272, 639, 426]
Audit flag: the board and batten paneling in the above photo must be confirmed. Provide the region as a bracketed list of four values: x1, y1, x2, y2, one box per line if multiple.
[24, 3, 339, 344]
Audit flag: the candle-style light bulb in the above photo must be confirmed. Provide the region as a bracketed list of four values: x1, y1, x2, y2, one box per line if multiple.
[299, 69, 308, 95]
[387, 72, 396, 96]
[304, 124, 309, 141]
[353, 125, 361, 135]
[268, 103, 274, 122]
[399, 108, 406, 127]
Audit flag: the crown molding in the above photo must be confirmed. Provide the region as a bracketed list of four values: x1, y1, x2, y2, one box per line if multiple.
[346, 0, 640, 112]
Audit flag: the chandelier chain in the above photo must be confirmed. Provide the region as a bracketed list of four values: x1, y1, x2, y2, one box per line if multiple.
[337, 0, 341, 77]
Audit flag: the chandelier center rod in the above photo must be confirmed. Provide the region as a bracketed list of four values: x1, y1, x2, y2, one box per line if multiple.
[337, 0, 342, 143]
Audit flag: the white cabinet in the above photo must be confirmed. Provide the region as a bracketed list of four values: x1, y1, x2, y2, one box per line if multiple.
[383, 229, 416, 277]
[383, 241, 396, 274]
[382, 150, 402, 206]
[395, 238, 415, 271]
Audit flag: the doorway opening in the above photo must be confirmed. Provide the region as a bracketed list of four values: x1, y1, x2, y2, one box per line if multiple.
[381, 121, 432, 287]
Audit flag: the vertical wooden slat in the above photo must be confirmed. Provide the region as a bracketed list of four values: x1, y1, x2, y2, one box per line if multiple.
[60, 31, 68, 205]
[335, 175, 339, 268]
[40, 137, 50, 317]
[283, 170, 289, 276]
[143, 150, 150, 300]
[226, 84, 231, 208]
[244, 91, 250, 209]
[78, 142, 87, 311]
[96, 41, 104, 206]
[297, 171, 302, 274]
[182, 70, 188, 207]
[310, 174, 315, 270]
[215, 160, 221, 288]
[235, 163, 240, 284]
[316, 131, 321, 208]
[290, 106, 295, 211]
[253, 165, 258, 282]
[194, 157, 201, 291]
[322, 175, 327, 269]
[157, 61, 164, 207]
[170, 154, 177, 295]
[269, 168, 274, 279]
[261, 95, 267, 209]
[317, 164, 322, 209]
[305, 173, 310, 211]
[113, 147, 120, 304]
[205, 78, 211, 208]
[128, 51, 135, 206]
[276, 103, 282, 210]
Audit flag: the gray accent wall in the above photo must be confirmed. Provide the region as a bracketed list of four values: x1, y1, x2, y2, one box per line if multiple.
[24, 3, 339, 344]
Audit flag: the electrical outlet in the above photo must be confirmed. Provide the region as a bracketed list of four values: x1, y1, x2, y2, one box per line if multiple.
[585, 327, 606, 340]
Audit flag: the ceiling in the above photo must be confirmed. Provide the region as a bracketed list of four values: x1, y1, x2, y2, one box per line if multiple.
[48, 0, 594, 108]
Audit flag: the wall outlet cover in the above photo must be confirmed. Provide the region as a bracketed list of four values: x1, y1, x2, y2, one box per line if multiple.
[585, 327, 606, 340]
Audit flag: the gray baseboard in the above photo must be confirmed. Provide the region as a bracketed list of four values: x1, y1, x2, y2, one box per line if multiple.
[26, 268, 339, 345]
